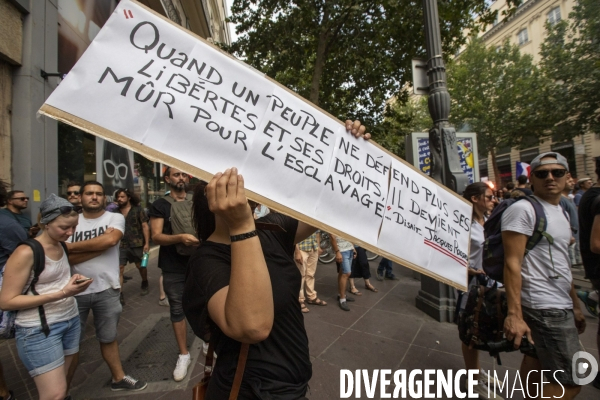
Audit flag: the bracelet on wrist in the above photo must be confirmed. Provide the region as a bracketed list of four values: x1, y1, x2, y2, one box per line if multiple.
[230, 230, 258, 242]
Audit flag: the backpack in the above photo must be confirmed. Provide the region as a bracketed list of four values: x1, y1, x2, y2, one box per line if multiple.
[0, 239, 67, 339]
[458, 281, 507, 353]
[164, 194, 199, 256]
[482, 196, 548, 282]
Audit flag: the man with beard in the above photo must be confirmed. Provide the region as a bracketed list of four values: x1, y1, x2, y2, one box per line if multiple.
[149, 167, 200, 382]
[66, 181, 147, 391]
[115, 188, 150, 302]
[66, 181, 82, 207]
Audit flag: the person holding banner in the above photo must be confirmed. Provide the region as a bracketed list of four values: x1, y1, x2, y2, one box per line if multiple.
[183, 121, 369, 399]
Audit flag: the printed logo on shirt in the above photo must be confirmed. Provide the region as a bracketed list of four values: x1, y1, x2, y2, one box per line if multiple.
[72, 225, 109, 242]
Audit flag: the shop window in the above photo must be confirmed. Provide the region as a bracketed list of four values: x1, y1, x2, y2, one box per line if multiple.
[551, 141, 576, 176]
[519, 148, 539, 164]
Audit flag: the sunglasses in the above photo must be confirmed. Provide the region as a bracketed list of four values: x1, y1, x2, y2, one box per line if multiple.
[67, 191, 80, 196]
[11, 197, 29, 201]
[532, 169, 567, 179]
[42, 205, 82, 219]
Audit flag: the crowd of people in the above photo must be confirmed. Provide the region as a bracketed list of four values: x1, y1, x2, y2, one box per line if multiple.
[1, 128, 600, 399]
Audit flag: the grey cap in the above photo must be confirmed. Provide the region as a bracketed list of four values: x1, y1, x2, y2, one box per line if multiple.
[529, 152, 569, 173]
[40, 194, 78, 224]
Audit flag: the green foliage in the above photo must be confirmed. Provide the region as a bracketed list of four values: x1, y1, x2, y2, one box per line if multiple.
[540, 0, 600, 137]
[372, 93, 431, 159]
[225, 0, 501, 127]
[446, 37, 555, 158]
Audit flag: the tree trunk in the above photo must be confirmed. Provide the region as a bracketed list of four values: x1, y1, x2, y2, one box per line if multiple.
[490, 147, 501, 189]
[309, 8, 330, 106]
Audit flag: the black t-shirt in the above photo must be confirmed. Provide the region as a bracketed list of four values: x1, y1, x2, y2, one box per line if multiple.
[148, 197, 190, 273]
[578, 187, 600, 279]
[183, 213, 311, 399]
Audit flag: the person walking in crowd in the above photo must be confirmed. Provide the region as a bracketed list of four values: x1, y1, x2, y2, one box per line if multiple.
[294, 231, 326, 313]
[376, 257, 399, 281]
[559, 174, 581, 267]
[574, 177, 592, 207]
[331, 234, 357, 311]
[0, 194, 93, 400]
[575, 156, 600, 390]
[149, 167, 199, 382]
[503, 152, 586, 399]
[65, 181, 147, 392]
[65, 181, 82, 207]
[115, 188, 150, 301]
[348, 246, 378, 295]
[183, 120, 369, 398]
[0, 190, 40, 238]
[516, 175, 533, 196]
[457, 182, 499, 399]
[0, 180, 29, 400]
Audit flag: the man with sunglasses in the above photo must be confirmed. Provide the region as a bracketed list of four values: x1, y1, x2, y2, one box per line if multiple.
[502, 152, 586, 399]
[0, 190, 39, 238]
[66, 181, 82, 207]
[149, 167, 200, 382]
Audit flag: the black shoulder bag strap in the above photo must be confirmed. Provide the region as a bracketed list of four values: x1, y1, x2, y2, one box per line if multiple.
[19, 239, 67, 337]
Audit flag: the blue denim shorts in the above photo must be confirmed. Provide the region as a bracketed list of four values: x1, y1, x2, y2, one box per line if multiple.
[15, 315, 80, 377]
[76, 288, 122, 343]
[522, 307, 581, 386]
[340, 250, 353, 274]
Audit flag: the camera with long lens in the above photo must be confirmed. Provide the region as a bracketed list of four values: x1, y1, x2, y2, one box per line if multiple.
[487, 336, 534, 357]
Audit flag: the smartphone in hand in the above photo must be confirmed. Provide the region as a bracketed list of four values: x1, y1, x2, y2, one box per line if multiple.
[75, 278, 92, 284]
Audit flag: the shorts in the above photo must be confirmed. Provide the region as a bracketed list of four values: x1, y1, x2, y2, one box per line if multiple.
[163, 272, 186, 322]
[339, 250, 353, 274]
[119, 246, 143, 265]
[522, 307, 582, 386]
[15, 315, 80, 377]
[75, 288, 122, 343]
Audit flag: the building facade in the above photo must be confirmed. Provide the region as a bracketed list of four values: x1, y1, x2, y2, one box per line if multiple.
[0, 0, 231, 220]
[476, 0, 598, 185]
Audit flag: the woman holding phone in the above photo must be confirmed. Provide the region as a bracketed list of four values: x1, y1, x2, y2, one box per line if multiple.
[0, 194, 93, 400]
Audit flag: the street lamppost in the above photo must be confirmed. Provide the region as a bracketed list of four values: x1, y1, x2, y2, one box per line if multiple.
[415, 0, 469, 322]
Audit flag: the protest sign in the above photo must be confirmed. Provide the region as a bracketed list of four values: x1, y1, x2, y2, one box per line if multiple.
[39, 0, 471, 290]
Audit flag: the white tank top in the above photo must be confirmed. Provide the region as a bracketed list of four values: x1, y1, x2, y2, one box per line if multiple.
[15, 248, 79, 327]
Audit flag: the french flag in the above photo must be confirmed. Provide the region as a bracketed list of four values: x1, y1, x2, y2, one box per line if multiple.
[516, 161, 531, 179]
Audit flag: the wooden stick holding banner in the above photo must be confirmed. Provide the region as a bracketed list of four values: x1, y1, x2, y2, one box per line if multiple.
[39, 0, 471, 291]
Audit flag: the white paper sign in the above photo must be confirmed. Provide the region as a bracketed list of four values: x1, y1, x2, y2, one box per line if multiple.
[40, 0, 470, 290]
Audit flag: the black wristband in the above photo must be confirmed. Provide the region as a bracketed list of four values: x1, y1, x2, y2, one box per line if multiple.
[230, 230, 258, 242]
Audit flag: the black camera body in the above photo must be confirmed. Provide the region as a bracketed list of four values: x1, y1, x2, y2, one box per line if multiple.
[486, 336, 534, 358]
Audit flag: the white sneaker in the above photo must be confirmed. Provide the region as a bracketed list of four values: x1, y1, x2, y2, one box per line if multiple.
[173, 354, 191, 382]
[473, 380, 504, 399]
[202, 341, 209, 356]
[158, 297, 170, 307]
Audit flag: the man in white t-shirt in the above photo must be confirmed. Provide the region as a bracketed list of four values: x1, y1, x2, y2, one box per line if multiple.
[502, 152, 586, 399]
[66, 181, 147, 392]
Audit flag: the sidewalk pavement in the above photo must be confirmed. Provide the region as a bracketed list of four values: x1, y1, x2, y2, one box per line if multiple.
[1, 253, 598, 399]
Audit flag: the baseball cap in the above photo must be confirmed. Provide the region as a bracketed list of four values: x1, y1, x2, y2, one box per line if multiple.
[529, 152, 569, 172]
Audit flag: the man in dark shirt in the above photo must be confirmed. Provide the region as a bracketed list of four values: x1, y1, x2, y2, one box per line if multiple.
[577, 159, 600, 390]
[0, 190, 39, 238]
[516, 175, 533, 196]
[0, 181, 26, 400]
[115, 188, 150, 300]
[148, 167, 199, 382]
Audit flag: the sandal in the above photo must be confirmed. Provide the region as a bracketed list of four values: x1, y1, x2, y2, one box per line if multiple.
[365, 284, 378, 293]
[300, 302, 310, 313]
[306, 298, 327, 306]
[348, 287, 362, 296]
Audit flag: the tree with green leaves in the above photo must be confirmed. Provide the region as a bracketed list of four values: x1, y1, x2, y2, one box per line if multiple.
[446, 37, 555, 186]
[540, 0, 600, 139]
[225, 0, 504, 127]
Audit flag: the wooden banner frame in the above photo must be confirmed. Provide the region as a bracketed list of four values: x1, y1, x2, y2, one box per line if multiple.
[39, 0, 471, 291]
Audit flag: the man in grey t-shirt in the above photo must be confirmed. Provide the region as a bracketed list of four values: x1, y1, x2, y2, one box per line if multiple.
[503, 152, 586, 399]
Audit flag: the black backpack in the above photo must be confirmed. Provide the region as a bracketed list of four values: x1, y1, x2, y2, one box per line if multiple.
[482, 196, 548, 282]
[0, 239, 67, 338]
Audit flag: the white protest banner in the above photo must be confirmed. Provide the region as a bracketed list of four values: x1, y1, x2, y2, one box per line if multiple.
[39, 0, 471, 290]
